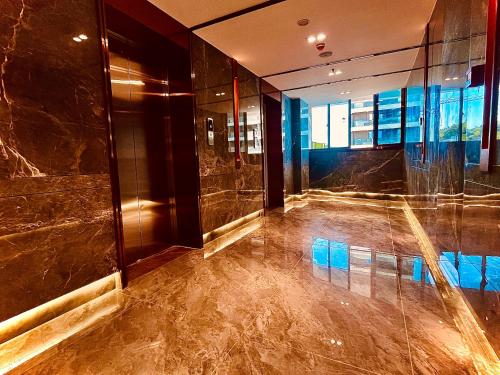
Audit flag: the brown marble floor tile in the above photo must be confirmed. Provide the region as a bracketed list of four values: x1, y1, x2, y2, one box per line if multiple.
[19, 199, 481, 374]
[399, 276, 475, 375]
[27, 281, 250, 375]
[214, 335, 376, 375]
[437, 257, 500, 356]
[245, 258, 414, 375]
[124, 249, 204, 301]
[387, 207, 422, 256]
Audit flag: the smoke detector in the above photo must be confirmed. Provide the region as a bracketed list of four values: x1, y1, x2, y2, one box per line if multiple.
[297, 18, 309, 26]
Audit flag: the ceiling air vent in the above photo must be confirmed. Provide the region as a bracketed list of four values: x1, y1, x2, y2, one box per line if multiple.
[319, 51, 333, 58]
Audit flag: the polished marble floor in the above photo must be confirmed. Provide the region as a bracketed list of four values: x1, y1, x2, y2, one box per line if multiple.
[21, 200, 477, 374]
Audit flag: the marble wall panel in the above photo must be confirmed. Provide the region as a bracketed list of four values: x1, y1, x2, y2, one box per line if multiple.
[0, 0, 117, 321]
[310, 148, 407, 194]
[192, 36, 263, 234]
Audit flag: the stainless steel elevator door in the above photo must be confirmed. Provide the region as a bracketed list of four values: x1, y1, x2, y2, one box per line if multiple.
[109, 36, 174, 266]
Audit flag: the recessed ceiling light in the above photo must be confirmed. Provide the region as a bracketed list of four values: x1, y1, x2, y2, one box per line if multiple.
[335, 70, 342, 75]
[452, 76, 459, 80]
[329, 71, 334, 77]
[317, 33, 326, 42]
[297, 18, 309, 26]
[73, 36, 82, 43]
[445, 77, 451, 81]
[307, 35, 316, 43]
[319, 51, 333, 58]
[79, 34, 88, 40]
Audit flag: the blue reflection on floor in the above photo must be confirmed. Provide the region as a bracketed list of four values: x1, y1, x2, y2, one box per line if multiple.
[312, 238, 350, 270]
[311, 237, 434, 286]
[440, 251, 499, 292]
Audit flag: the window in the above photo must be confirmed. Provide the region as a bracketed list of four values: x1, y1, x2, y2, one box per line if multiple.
[439, 88, 462, 142]
[405, 86, 424, 143]
[463, 85, 484, 164]
[308, 89, 408, 150]
[300, 104, 310, 149]
[311, 105, 328, 149]
[329, 101, 349, 148]
[378, 89, 402, 145]
[351, 97, 374, 148]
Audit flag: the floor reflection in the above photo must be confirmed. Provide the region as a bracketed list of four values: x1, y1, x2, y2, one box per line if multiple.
[440, 251, 499, 292]
[311, 237, 435, 300]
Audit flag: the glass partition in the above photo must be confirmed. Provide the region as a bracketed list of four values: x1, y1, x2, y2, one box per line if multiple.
[351, 97, 374, 148]
[439, 88, 462, 142]
[311, 105, 328, 149]
[405, 86, 425, 143]
[378, 90, 402, 145]
[330, 101, 349, 148]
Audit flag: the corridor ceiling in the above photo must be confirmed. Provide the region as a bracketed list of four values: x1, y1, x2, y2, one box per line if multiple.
[148, 0, 437, 105]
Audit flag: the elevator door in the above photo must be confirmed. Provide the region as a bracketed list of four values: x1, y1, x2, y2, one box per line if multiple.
[109, 34, 174, 266]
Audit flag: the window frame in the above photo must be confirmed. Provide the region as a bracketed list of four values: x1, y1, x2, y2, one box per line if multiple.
[310, 91, 406, 152]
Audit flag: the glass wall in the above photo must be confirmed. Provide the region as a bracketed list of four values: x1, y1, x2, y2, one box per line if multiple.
[378, 89, 402, 145]
[463, 85, 484, 164]
[406, 86, 424, 143]
[301, 104, 310, 149]
[311, 105, 328, 149]
[439, 88, 462, 142]
[351, 97, 374, 148]
[330, 101, 349, 148]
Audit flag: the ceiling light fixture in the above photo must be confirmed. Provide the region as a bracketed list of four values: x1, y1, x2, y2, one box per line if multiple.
[445, 77, 451, 81]
[317, 33, 326, 42]
[329, 71, 334, 77]
[79, 34, 88, 40]
[452, 76, 459, 80]
[335, 70, 342, 75]
[307, 35, 316, 44]
[73, 36, 82, 43]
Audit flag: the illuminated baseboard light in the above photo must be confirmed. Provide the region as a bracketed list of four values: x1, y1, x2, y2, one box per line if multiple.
[202, 210, 264, 244]
[0, 273, 122, 374]
[203, 217, 264, 259]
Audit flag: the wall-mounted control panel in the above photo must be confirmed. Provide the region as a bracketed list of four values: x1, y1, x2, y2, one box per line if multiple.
[206, 117, 214, 146]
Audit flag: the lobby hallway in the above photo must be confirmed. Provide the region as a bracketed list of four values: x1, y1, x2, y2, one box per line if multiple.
[22, 199, 475, 374]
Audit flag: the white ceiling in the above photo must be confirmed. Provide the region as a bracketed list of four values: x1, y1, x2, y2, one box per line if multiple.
[148, 0, 264, 27]
[148, 0, 436, 105]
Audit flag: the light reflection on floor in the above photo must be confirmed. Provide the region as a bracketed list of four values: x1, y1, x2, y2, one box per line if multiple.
[311, 237, 435, 300]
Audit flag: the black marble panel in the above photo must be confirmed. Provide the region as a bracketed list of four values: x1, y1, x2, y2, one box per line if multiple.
[310, 148, 407, 194]
[0, 0, 117, 321]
